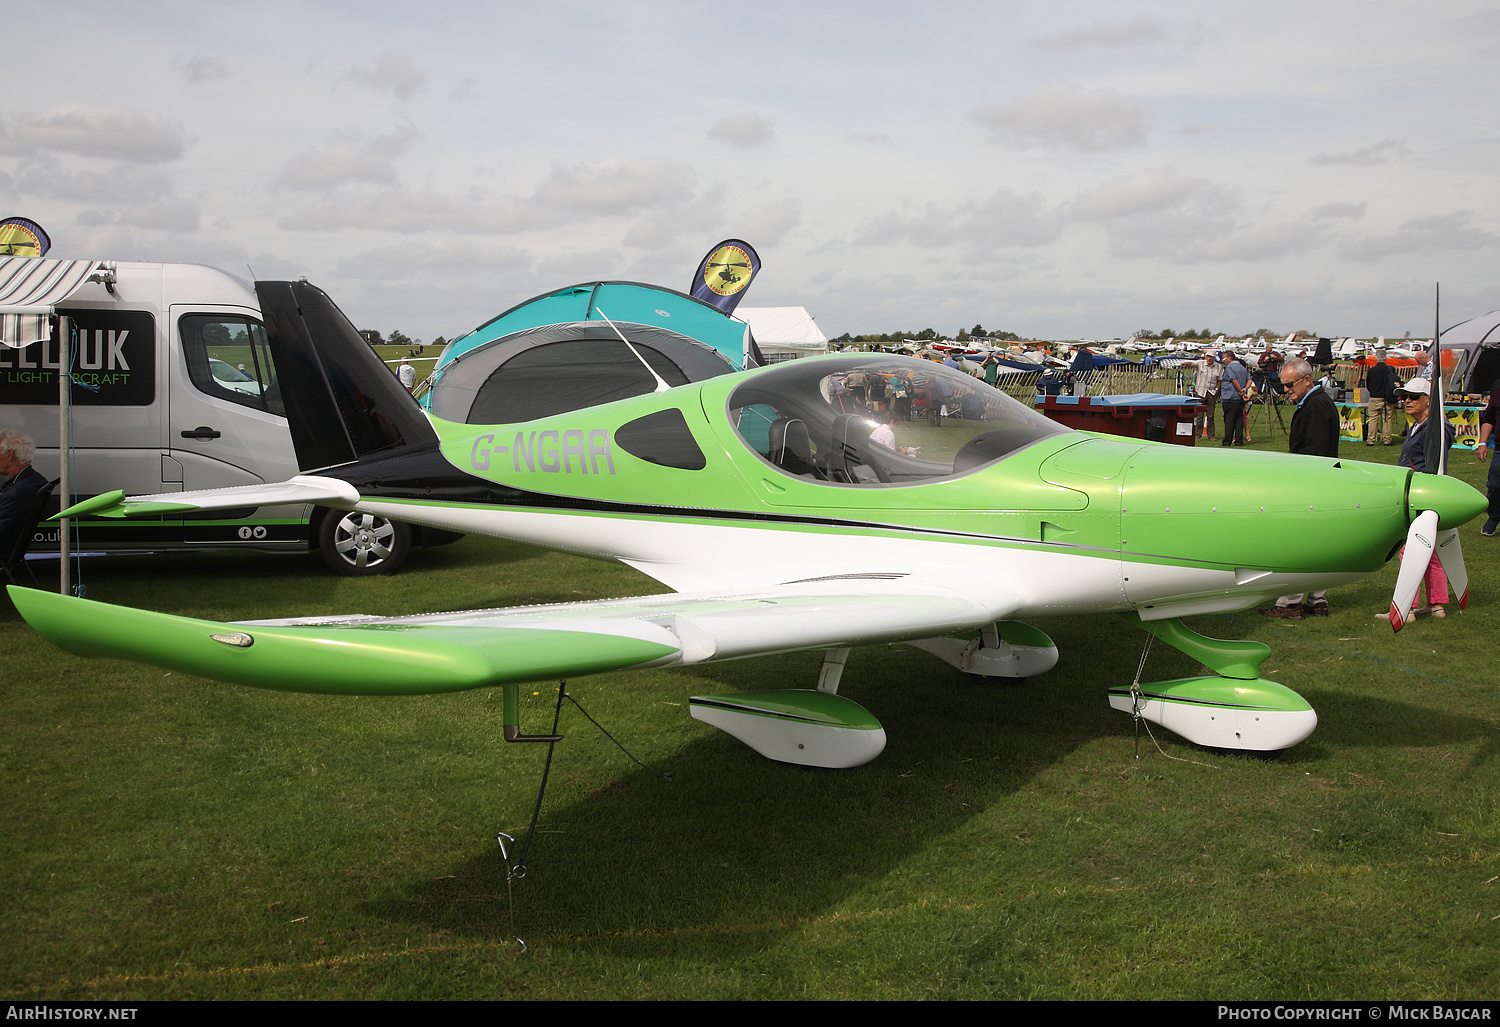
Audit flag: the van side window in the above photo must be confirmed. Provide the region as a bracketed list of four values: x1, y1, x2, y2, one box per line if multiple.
[179, 315, 284, 416]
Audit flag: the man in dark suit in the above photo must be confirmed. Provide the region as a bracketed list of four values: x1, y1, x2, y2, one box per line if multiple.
[1260, 357, 1341, 619]
[0, 430, 48, 551]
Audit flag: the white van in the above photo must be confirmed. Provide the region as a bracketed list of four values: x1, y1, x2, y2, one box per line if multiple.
[0, 260, 458, 573]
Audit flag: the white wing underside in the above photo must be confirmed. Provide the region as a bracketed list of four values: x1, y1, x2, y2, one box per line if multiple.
[120, 475, 359, 511]
[238, 573, 1021, 666]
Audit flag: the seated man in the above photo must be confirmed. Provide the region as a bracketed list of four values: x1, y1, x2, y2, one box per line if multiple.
[0, 429, 48, 553]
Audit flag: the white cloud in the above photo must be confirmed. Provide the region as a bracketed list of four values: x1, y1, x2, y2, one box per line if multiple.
[1071, 172, 1324, 263]
[1310, 201, 1367, 220]
[336, 240, 532, 278]
[281, 187, 540, 233]
[177, 56, 228, 85]
[15, 155, 175, 204]
[707, 111, 772, 149]
[1031, 16, 1170, 51]
[734, 197, 801, 247]
[532, 158, 698, 214]
[58, 226, 250, 269]
[280, 158, 698, 234]
[1337, 212, 1499, 261]
[1098, 208, 1324, 264]
[623, 191, 722, 250]
[854, 189, 1063, 249]
[120, 197, 201, 232]
[535, 248, 628, 280]
[278, 128, 418, 189]
[972, 84, 1153, 152]
[347, 50, 428, 101]
[1196, 221, 1327, 262]
[3, 103, 188, 163]
[76, 197, 201, 232]
[1072, 170, 1230, 221]
[1308, 138, 1410, 166]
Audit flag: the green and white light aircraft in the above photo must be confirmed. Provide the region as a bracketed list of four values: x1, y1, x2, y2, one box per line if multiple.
[10, 281, 1486, 768]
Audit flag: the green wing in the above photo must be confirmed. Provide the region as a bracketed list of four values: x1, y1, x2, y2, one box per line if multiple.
[10, 575, 1013, 696]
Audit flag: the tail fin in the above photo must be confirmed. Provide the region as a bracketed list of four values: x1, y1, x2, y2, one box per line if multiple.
[256, 280, 438, 472]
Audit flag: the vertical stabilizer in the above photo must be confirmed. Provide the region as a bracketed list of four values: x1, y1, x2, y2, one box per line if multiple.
[256, 280, 438, 472]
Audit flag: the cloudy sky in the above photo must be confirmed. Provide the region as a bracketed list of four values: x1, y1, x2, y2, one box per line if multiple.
[4, 1, 1498, 341]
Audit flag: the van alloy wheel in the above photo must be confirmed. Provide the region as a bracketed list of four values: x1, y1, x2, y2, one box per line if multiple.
[319, 510, 410, 575]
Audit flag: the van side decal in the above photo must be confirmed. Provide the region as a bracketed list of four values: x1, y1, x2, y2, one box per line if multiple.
[0, 309, 155, 406]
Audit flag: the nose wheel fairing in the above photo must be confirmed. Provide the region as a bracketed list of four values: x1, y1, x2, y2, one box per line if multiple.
[1115, 613, 1317, 752]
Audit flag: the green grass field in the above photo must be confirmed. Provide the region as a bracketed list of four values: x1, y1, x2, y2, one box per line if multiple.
[3, 405, 1498, 999]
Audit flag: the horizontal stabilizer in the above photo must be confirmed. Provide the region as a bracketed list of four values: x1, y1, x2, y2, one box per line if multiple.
[55, 475, 361, 520]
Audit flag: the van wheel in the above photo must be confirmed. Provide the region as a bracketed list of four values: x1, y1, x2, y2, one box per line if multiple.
[319, 510, 410, 575]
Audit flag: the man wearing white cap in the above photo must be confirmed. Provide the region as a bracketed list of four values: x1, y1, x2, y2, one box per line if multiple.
[1387, 377, 1454, 618]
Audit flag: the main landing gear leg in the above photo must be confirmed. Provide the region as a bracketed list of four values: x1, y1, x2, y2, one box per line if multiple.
[906, 621, 1060, 679]
[816, 648, 850, 694]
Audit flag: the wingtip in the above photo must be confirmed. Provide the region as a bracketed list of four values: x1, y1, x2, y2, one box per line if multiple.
[1388, 602, 1404, 632]
[52, 489, 127, 520]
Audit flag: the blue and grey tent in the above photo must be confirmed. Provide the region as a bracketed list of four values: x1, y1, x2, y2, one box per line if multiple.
[423, 281, 764, 424]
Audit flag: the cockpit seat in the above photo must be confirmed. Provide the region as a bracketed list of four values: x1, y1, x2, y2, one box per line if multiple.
[768, 417, 819, 478]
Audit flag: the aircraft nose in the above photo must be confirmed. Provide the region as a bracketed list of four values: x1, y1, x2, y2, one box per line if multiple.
[1408, 472, 1487, 529]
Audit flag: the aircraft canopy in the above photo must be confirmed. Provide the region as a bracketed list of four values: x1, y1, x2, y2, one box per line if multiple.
[728, 356, 1069, 487]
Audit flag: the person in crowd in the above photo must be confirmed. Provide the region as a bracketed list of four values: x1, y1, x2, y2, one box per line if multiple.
[922, 376, 942, 428]
[868, 409, 916, 456]
[1193, 351, 1222, 439]
[0, 430, 48, 550]
[1365, 348, 1398, 446]
[893, 374, 912, 422]
[1413, 347, 1433, 381]
[1385, 378, 1455, 619]
[1261, 357, 1341, 619]
[1257, 345, 1283, 393]
[1474, 376, 1500, 537]
[397, 359, 416, 391]
[1220, 350, 1249, 446]
[847, 368, 869, 408]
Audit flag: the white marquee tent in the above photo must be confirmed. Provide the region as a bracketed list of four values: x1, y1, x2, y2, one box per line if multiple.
[736, 306, 828, 362]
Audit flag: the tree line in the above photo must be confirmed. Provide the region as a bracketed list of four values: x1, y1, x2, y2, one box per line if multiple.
[829, 324, 1024, 345]
[360, 329, 448, 355]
